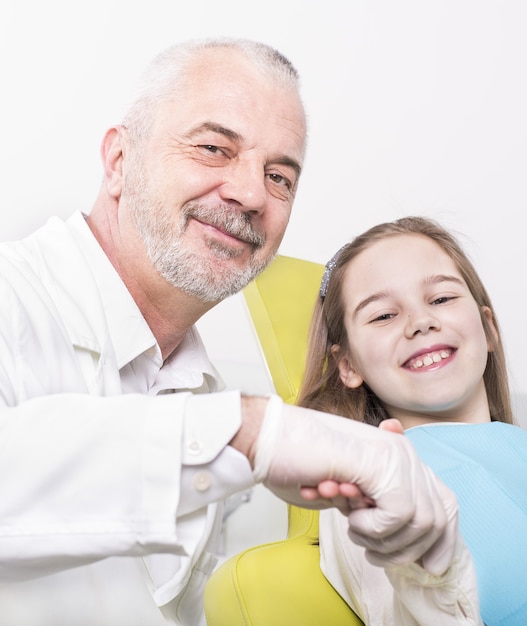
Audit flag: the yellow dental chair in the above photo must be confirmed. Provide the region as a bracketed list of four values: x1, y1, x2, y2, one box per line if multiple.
[203, 255, 364, 626]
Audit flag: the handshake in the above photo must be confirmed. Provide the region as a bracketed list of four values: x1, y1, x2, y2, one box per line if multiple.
[251, 395, 458, 576]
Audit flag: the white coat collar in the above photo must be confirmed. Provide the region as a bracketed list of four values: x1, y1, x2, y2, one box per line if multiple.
[33, 212, 222, 391]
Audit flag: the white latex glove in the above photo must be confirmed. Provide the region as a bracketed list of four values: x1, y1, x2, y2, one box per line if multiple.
[253, 396, 459, 576]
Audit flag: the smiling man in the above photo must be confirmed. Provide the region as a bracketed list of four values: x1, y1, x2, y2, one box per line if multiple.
[0, 39, 463, 625]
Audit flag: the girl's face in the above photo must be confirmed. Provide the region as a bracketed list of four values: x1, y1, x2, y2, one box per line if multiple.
[334, 234, 495, 429]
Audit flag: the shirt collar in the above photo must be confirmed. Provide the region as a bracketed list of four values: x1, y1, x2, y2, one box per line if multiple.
[66, 212, 157, 367]
[60, 212, 223, 390]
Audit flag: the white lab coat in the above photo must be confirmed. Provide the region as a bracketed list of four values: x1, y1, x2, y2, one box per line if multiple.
[0, 212, 255, 625]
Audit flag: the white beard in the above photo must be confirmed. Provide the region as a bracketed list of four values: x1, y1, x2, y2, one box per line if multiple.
[124, 167, 274, 302]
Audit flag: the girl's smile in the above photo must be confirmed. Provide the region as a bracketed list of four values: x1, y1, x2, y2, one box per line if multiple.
[335, 233, 495, 428]
[403, 345, 456, 370]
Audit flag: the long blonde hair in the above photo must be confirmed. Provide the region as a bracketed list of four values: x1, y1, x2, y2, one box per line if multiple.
[297, 216, 513, 425]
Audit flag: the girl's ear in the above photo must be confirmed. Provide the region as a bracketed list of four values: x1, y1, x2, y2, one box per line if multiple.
[481, 306, 499, 351]
[331, 345, 364, 389]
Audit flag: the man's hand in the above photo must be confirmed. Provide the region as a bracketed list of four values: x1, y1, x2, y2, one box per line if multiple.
[299, 419, 405, 507]
[252, 396, 459, 576]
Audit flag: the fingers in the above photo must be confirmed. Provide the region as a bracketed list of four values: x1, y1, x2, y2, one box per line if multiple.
[350, 512, 443, 570]
[300, 481, 372, 515]
[378, 418, 404, 435]
[259, 401, 459, 572]
[319, 480, 360, 499]
[299, 486, 323, 500]
[307, 480, 369, 501]
[297, 487, 350, 513]
[338, 482, 375, 507]
[347, 464, 458, 574]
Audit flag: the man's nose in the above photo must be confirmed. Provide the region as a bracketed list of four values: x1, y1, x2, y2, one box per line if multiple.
[219, 157, 267, 214]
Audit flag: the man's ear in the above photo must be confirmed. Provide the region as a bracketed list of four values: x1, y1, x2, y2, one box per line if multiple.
[331, 345, 364, 389]
[100, 126, 128, 198]
[481, 306, 499, 351]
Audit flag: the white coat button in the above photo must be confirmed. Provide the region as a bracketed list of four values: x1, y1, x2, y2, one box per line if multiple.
[193, 471, 212, 492]
[187, 440, 202, 456]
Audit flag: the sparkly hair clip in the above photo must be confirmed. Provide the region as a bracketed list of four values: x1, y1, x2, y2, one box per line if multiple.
[319, 244, 347, 298]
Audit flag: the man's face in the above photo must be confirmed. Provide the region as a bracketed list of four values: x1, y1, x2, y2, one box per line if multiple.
[121, 48, 307, 302]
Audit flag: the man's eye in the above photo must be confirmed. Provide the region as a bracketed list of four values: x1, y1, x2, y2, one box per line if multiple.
[200, 144, 222, 154]
[268, 172, 292, 189]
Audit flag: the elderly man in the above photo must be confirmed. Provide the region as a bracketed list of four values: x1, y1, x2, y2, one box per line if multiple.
[0, 38, 458, 625]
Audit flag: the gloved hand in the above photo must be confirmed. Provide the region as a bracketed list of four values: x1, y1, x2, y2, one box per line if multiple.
[253, 396, 459, 576]
[299, 418, 406, 507]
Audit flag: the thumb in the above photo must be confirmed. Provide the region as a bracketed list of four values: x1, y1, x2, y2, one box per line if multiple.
[378, 418, 404, 435]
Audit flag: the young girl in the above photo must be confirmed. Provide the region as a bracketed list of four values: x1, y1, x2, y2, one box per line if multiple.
[298, 216, 527, 626]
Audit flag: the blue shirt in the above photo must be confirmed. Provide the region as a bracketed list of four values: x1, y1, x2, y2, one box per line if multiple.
[406, 422, 527, 626]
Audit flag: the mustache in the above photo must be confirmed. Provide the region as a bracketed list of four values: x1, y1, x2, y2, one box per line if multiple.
[182, 203, 266, 248]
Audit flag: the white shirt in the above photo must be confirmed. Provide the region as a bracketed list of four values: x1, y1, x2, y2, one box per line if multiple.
[319, 508, 483, 626]
[0, 212, 255, 625]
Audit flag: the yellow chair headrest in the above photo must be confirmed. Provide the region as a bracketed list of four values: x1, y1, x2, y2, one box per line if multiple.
[243, 255, 324, 405]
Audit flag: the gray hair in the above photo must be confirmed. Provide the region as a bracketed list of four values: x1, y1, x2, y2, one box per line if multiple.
[122, 37, 302, 144]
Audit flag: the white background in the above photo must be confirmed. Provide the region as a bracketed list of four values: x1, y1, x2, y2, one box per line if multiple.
[2, 0, 527, 554]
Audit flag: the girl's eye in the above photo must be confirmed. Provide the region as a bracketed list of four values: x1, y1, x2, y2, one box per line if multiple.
[432, 295, 456, 305]
[371, 312, 395, 323]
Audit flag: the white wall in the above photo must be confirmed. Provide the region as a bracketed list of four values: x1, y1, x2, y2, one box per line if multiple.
[2, 0, 527, 554]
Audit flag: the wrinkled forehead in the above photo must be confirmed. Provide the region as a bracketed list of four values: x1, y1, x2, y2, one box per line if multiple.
[153, 48, 307, 160]
[187, 48, 305, 123]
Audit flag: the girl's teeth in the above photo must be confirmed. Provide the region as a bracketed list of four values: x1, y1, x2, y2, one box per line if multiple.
[411, 350, 451, 369]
